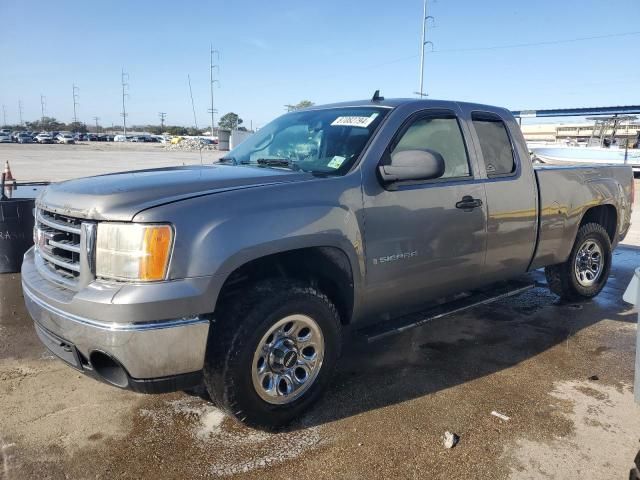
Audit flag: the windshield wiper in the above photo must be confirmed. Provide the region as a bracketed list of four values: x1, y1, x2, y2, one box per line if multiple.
[219, 156, 237, 165]
[256, 158, 299, 170]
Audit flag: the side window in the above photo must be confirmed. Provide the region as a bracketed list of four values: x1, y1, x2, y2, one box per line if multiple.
[391, 115, 471, 179]
[471, 115, 516, 176]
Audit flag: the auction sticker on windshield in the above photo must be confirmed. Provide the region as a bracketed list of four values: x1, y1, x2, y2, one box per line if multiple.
[327, 156, 346, 169]
[331, 113, 379, 128]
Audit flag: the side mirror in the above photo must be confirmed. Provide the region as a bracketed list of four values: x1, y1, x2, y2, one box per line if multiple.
[378, 149, 445, 183]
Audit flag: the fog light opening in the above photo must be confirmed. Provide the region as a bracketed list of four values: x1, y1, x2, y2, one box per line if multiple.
[89, 351, 129, 388]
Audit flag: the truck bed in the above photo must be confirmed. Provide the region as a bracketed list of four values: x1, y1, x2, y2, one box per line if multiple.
[530, 164, 633, 270]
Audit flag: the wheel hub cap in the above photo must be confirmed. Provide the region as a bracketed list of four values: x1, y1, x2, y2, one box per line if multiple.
[252, 314, 325, 405]
[574, 240, 603, 287]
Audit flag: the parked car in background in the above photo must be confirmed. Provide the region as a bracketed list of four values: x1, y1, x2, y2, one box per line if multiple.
[0, 132, 12, 143]
[10, 131, 22, 142]
[56, 133, 76, 144]
[0, 128, 11, 135]
[86, 134, 98, 141]
[17, 132, 33, 143]
[74, 133, 87, 141]
[35, 133, 54, 144]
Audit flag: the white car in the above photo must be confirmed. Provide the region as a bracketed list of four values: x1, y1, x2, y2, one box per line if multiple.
[56, 133, 75, 144]
[35, 133, 54, 144]
[0, 132, 12, 143]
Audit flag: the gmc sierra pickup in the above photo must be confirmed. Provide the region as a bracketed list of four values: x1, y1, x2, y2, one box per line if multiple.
[22, 98, 633, 428]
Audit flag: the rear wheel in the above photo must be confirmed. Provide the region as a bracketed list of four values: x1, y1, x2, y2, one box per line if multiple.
[545, 222, 612, 300]
[203, 280, 341, 429]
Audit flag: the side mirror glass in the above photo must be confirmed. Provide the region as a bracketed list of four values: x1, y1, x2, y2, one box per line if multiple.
[379, 149, 445, 183]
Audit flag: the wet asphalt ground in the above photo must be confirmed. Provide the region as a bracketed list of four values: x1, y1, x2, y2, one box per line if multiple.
[0, 165, 639, 479]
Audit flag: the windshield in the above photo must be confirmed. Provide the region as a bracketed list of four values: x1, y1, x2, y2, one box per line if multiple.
[221, 107, 388, 175]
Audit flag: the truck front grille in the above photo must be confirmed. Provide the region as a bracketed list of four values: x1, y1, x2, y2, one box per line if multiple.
[35, 208, 83, 282]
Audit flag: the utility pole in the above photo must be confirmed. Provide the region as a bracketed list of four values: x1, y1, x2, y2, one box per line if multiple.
[209, 45, 220, 137]
[72, 84, 80, 125]
[40, 95, 46, 128]
[93, 116, 100, 133]
[1, 105, 6, 126]
[18, 100, 23, 126]
[158, 112, 166, 130]
[417, 0, 434, 98]
[121, 69, 129, 136]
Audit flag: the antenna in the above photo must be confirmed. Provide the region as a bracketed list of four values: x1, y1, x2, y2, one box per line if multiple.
[209, 45, 220, 138]
[418, 0, 435, 98]
[187, 74, 203, 165]
[121, 69, 129, 136]
[72, 84, 80, 124]
[159, 112, 167, 130]
[371, 90, 384, 102]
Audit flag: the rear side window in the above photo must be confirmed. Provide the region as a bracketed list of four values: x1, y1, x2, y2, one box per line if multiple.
[472, 114, 516, 176]
[392, 115, 470, 179]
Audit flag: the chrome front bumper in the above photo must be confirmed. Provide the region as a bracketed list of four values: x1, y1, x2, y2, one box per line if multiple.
[21, 249, 211, 383]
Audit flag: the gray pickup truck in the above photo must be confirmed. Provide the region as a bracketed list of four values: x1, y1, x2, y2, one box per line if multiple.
[22, 97, 633, 428]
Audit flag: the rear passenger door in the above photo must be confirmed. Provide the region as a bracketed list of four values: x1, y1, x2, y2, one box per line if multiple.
[467, 111, 538, 281]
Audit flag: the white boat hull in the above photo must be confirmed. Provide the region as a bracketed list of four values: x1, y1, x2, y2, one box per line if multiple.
[530, 146, 640, 171]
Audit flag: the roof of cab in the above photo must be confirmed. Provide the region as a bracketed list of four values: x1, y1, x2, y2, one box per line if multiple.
[303, 98, 511, 117]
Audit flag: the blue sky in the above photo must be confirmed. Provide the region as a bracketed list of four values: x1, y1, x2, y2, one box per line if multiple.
[1, 0, 639, 128]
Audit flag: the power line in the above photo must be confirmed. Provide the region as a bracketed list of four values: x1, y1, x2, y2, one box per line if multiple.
[430, 30, 640, 54]
[121, 69, 129, 136]
[288, 30, 640, 89]
[187, 74, 203, 165]
[72, 84, 80, 124]
[417, 0, 434, 98]
[40, 95, 46, 126]
[209, 45, 220, 137]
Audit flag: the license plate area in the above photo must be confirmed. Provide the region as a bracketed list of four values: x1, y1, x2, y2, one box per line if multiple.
[34, 323, 82, 370]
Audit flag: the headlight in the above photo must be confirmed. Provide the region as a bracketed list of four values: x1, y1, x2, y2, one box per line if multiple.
[96, 223, 174, 282]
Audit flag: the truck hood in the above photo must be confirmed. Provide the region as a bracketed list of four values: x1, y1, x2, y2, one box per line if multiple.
[38, 165, 314, 221]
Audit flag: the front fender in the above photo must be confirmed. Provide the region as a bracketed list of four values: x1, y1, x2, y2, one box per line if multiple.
[133, 175, 365, 314]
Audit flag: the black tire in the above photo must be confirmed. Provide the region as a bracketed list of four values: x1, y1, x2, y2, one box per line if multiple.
[545, 222, 612, 301]
[203, 279, 341, 429]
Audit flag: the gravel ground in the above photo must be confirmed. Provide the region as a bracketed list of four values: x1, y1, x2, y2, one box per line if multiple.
[0, 148, 639, 479]
[0, 142, 225, 182]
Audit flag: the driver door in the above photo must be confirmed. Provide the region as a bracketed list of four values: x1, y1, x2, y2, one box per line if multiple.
[361, 110, 488, 320]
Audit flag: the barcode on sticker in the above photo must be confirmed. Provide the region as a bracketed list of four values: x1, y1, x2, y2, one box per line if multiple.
[331, 113, 378, 128]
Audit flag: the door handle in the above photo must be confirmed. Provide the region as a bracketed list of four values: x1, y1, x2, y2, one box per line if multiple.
[456, 195, 483, 211]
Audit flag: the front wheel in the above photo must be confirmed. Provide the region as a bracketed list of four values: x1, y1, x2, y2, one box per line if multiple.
[203, 280, 341, 429]
[545, 222, 612, 300]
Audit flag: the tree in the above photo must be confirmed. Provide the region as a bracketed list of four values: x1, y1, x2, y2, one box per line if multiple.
[219, 112, 243, 130]
[286, 100, 315, 112]
[68, 122, 88, 133]
[295, 100, 314, 110]
[26, 117, 65, 132]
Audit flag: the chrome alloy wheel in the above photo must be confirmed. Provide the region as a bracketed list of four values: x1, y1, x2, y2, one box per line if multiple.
[574, 239, 603, 287]
[251, 314, 325, 405]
